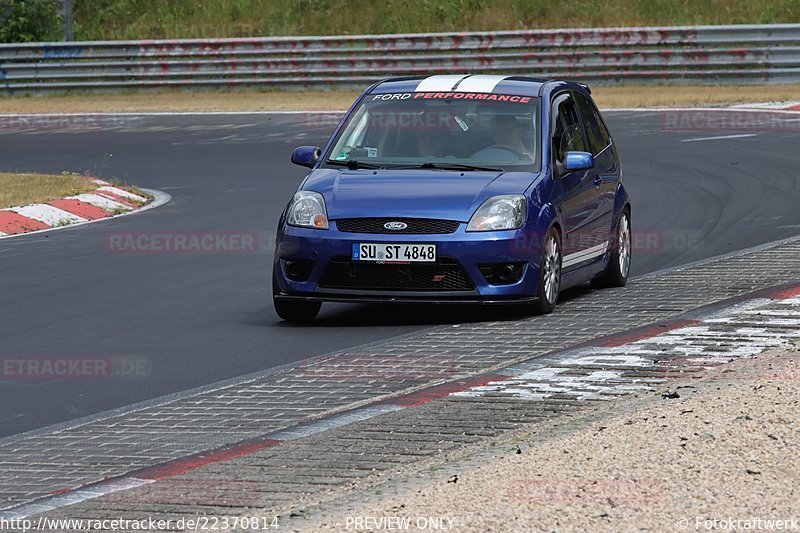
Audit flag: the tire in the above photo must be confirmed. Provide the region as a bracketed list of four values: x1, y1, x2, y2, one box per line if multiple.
[591, 208, 631, 289]
[529, 227, 562, 315]
[274, 298, 321, 322]
[272, 275, 321, 322]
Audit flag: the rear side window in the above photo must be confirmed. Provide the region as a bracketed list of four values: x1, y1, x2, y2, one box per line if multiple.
[573, 91, 611, 155]
[551, 93, 588, 162]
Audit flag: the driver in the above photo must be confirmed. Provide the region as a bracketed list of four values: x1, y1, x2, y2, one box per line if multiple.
[491, 115, 532, 159]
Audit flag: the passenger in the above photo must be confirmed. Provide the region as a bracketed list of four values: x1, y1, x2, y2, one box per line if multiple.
[416, 127, 451, 159]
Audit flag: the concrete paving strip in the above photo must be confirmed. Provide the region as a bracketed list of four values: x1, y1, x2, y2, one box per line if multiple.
[0, 237, 799, 524]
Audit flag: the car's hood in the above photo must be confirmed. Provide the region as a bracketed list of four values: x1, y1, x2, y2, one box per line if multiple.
[302, 168, 537, 222]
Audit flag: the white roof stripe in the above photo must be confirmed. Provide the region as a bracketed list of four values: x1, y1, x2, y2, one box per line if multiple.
[455, 75, 511, 93]
[415, 74, 469, 92]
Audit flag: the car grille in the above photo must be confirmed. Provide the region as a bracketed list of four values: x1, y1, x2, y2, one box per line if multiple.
[336, 218, 460, 234]
[318, 256, 474, 291]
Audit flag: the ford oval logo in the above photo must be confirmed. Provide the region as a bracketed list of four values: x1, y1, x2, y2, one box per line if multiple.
[384, 221, 408, 231]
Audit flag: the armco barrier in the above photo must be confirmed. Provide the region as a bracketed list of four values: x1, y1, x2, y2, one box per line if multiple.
[1, 24, 799, 92]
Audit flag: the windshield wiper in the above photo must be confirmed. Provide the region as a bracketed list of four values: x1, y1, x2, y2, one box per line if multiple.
[410, 162, 505, 172]
[326, 159, 383, 170]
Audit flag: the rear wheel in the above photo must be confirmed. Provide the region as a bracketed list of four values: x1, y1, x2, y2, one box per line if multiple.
[591, 208, 631, 289]
[273, 276, 321, 322]
[530, 227, 562, 315]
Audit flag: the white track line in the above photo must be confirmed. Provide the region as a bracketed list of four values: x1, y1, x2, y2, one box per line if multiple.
[0, 106, 798, 119]
[681, 133, 759, 142]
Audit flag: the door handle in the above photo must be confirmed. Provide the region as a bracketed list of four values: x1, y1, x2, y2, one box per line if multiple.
[593, 175, 602, 186]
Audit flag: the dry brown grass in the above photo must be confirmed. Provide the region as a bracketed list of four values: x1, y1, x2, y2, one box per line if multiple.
[1, 85, 798, 114]
[0, 173, 97, 209]
[0, 91, 360, 114]
[592, 84, 800, 108]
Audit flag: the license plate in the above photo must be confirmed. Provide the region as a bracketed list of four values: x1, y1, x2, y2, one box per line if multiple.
[352, 243, 437, 263]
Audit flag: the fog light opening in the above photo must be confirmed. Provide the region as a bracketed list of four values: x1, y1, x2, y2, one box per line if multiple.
[479, 262, 525, 285]
[496, 263, 523, 283]
[284, 259, 315, 282]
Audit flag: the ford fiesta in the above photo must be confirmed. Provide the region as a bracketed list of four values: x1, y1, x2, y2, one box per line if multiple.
[272, 74, 631, 322]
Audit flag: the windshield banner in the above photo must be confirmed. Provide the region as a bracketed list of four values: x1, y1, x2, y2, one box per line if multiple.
[371, 92, 532, 103]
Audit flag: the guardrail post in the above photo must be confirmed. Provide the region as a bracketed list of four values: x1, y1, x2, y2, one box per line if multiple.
[62, 0, 73, 41]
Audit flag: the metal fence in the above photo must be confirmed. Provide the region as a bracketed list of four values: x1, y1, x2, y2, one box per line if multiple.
[1, 24, 799, 92]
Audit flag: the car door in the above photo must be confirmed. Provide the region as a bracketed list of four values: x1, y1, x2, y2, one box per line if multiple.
[549, 92, 598, 263]
[572, 90, 618, 245]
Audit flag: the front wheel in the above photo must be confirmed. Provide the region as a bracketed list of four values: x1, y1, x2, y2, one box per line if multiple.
[273, 275, 321, 322]
[592, 208, 631, 289]
[274, 298, 321, 322]
[529, 227, 562, 315]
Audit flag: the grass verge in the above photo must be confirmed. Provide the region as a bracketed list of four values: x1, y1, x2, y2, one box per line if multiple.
[0, 173, 97, 209]
[1, 85, 799, 114]
[72, 0, 800, 40]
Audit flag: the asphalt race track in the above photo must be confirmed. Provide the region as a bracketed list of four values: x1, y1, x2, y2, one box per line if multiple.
[1, 109, 799, 438]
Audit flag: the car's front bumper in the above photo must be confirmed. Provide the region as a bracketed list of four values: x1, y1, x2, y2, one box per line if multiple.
[274, 222, 546, 303]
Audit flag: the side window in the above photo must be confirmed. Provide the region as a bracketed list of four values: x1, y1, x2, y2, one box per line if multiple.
[551, 93, 588, 162]
[573, 91, 611, 155]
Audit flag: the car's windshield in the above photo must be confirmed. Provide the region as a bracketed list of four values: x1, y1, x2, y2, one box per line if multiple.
[326, 92, 540, 171]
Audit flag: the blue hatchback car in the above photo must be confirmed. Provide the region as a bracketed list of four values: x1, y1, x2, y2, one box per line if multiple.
[273, 74, 631, 321]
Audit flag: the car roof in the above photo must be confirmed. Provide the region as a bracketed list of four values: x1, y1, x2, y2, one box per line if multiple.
[367, 74, 589, 98]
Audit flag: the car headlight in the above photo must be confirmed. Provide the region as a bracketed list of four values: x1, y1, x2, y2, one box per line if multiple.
[466, 195, 527, 232]
[286, 191, 329, 229]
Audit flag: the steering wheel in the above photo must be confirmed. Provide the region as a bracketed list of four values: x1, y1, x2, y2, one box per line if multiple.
[472, 144, 524, 159]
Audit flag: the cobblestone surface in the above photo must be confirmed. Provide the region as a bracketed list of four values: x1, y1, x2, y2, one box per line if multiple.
[0, 238, 799, 524]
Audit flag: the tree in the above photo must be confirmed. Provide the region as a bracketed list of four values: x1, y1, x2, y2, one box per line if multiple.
[0, 0, 62, 43]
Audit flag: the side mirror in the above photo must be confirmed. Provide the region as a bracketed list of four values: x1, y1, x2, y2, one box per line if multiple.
[291, 146, 321, 168]
[563, 151, 594, 171]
